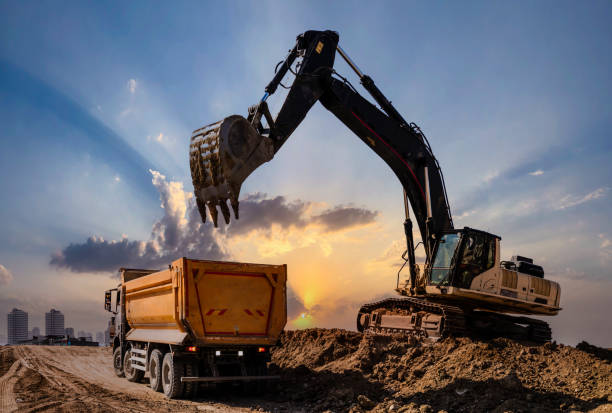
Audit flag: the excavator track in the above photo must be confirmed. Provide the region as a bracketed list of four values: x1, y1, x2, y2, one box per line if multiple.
[357, 297, 552, 343]
[357, 297, 467, 340]
[466, 311, 552, 343]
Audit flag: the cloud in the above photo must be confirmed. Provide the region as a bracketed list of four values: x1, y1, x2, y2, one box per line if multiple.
[222, 195, 378, 257]
[599, 233, 612, 263]
[456, 209, 477, 219]
[482, 170, 499, 184]
[127, 78, 137, 94]
[50, 170, 228, 273]
[529, 169, 544, 176]
[225, 193, 309, 236]
[600, 234, 611, 249]
[287, 288, 308, 320]
[50, 174, 379, 272]
[311, 206, 378, 232]
[0, 264, 13, 285]
[555, 187, 608, 210]
[224, 194, 377, 237]
[147, 133, 164, 143]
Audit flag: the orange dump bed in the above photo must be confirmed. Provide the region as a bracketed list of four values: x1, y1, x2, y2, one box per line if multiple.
[122, 258, 287, 346]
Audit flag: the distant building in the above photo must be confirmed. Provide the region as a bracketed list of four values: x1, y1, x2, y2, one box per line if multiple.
[8, 308, 28, 344]
[65, 327, 74, 338]
[32, 326, 40, 338]
[45, 309, 65, 337]
[78, 331, 92, 341]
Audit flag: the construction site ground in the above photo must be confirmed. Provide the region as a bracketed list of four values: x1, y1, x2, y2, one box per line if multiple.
[0, 329, 610, 413]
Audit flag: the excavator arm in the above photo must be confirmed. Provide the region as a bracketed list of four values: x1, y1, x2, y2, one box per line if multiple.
[190, 30, 453, 264]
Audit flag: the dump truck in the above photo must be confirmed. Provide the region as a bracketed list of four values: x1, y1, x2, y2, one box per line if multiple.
[104, 257, 287, 398]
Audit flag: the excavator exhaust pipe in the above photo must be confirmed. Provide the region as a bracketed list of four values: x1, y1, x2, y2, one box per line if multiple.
[189, 115, 275, 226]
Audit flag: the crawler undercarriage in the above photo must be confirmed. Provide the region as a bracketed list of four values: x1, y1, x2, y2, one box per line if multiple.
[357, 297, 552, 343]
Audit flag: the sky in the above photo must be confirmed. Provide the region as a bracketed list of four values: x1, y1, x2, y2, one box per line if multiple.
[0, 1, 611, 347]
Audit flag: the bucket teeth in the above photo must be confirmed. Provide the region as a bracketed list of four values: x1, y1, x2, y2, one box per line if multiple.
[196, 197, 207, 224]
[206, 201, 219, 227]
[219, 199, 231, 225]
[230, 197, 239, 220]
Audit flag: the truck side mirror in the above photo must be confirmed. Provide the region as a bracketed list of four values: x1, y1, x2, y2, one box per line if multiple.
[104, 291, 112, 312]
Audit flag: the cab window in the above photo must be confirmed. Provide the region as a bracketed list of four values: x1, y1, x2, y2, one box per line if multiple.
[455, 233, 495, 288]
[430, 233, 461, 285]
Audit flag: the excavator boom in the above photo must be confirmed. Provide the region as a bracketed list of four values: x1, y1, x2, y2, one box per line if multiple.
[190, 30, 453, 260]
[189, 29, 561, 343]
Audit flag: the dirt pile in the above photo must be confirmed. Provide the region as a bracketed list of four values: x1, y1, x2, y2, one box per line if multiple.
[269, 329, 612, 413]
[0, 331, 610, 413]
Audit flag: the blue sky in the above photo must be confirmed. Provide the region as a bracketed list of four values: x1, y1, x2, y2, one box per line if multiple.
[0, 1, 611, 346]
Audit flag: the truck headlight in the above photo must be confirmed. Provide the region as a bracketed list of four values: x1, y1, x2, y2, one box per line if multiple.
[215, 350, 221, 356]
[238, 350, 244, 357]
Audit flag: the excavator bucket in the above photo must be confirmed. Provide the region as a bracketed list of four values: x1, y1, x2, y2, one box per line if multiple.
[189, 115, 275, 226]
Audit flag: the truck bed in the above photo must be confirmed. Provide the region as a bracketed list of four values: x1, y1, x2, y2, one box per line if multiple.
[122, 258, 287, 346]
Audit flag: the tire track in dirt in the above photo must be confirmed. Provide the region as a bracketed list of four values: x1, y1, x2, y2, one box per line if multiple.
[0, 358, 23, 413]
[4, 346, 257, 413]
[12, 346, 155, 412]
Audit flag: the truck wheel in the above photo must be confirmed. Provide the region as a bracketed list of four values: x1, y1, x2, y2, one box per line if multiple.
[124, 348, 145, 382]
[113, 347, 125, 377]
[149, 349, 163, 392]
[182, 361, 199, 399]
[162, 353, 183, 399]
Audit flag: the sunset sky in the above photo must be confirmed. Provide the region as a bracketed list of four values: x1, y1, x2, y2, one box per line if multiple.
[1, 1, 611, 346]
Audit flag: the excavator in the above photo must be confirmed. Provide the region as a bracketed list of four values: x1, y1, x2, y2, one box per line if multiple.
[189, 30, 561, 343]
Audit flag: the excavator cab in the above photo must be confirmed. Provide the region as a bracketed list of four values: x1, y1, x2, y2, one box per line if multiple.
[428, 228, 499, 289]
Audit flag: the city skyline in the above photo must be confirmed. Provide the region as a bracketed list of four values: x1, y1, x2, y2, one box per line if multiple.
[2, 307, 106, 345]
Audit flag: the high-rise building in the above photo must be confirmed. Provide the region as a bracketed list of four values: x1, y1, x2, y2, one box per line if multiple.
[7, 308, 28, 345]
[45, 309, 65, 337]
[31, 326, 40, 338]
[65, 327, 74, 338]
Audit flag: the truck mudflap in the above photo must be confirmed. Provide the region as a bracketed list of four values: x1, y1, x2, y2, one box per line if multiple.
[180, 375, 280, 383]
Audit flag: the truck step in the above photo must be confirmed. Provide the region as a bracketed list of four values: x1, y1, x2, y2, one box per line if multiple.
[130, 354, 147, 371]
[130, 348, 146, 355]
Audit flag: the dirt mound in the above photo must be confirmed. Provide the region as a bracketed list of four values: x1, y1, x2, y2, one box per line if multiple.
[269, 329, 612, 413]
[1, 332, 610, 413]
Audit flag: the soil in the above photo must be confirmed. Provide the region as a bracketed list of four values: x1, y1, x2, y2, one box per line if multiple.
[0, 329, 610, 412]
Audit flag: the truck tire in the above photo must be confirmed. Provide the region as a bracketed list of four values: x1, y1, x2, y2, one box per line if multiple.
[183, 360, 199, 399]
[113, 347, 124, 377]
[162, 353, 183, 399]
[149, 349, 163, 392]
[124, 348, 145, 383]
